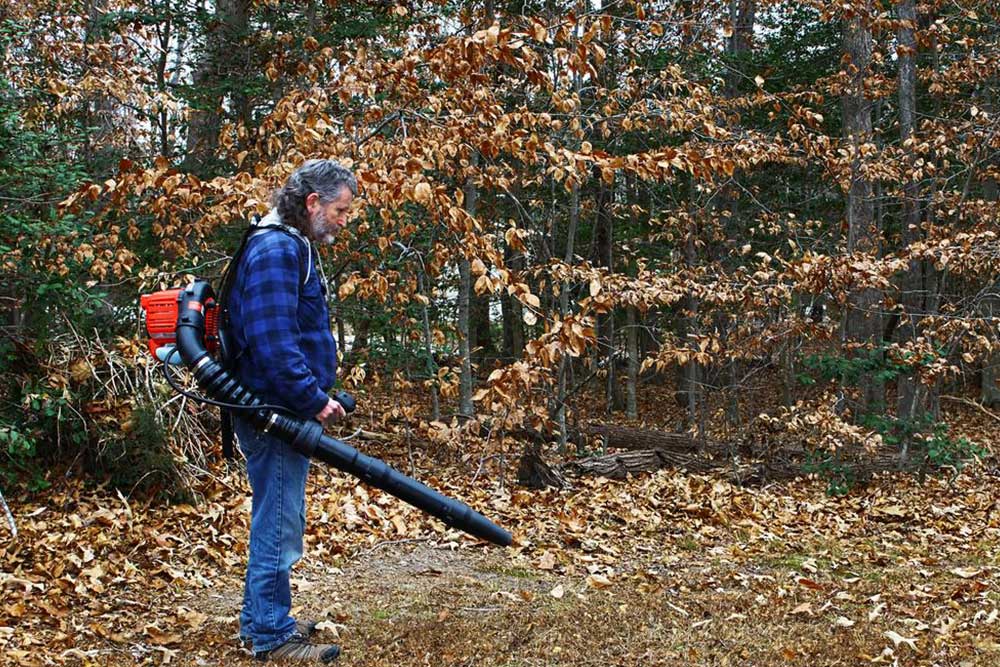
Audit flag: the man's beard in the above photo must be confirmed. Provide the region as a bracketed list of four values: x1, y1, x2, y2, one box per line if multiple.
[309, 208, 338, 245]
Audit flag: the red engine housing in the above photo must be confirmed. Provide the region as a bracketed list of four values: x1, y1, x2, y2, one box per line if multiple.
[140, 288, 219, 358]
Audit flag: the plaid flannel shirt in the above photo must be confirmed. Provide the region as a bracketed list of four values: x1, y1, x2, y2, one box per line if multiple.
[228, 227, 337, 420]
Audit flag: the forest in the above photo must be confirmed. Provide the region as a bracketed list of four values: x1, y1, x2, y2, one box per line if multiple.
[2, 0, 1000, 665]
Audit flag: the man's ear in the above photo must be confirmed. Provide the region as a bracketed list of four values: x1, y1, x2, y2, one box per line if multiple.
[305, 192, 320, 211]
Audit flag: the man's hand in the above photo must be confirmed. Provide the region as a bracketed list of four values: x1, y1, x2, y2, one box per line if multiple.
[315, 397, 347, 429]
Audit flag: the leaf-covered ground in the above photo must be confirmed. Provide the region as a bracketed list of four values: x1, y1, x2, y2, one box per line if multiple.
[4, 406, 1000, 666]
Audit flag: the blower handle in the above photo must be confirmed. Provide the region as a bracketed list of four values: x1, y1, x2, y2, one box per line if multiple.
[333, 390, 356, 414]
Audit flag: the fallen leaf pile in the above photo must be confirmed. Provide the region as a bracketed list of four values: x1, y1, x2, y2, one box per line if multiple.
[2, 440, 999, 665]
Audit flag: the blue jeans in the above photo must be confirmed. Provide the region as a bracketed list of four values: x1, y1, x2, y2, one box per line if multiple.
[235, 416, 311, 652]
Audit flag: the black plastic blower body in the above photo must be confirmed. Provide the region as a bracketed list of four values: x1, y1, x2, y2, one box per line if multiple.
[172, 280, 512, 547]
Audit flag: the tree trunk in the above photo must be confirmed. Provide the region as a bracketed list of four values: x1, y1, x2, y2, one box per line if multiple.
[83, 0, 119, 173]
[185, 56, 221, 165]
[458, 153, 479, 419]
[980, 177, 1000, 407]
[624, 172, 640, 419]
[781, 316, 796, 409]
[458, 258, 474, 417]
[347, 314, 371, 371]
[982, 347, 1000, 408]
[555, 178, 580, 448]
[417, 271, 441, 421]
[722, 0, 755, 427]
[332, 276, 346, 357]
[677, 220, 701, 433]
[153, 14, 173, 157]
[626, 305, 639, 419]
[471, 290, 493, 369]
[894, 0, 932, 451]
[724, 0, 756, 98]
[517, 443, 567, 489]
[185, 0, 251, 171]
[563, 447, 921, 485]
[592, 165, 620, 413]
[564, 449, 717, 479]
[841, 2, 883, 419]
[501, 236, 524, 361]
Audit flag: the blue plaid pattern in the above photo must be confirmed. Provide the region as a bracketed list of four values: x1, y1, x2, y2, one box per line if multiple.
[228, 231, 337, 420]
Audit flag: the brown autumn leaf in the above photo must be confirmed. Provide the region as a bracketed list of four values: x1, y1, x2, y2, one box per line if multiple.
[874, 505, 908, 518]
[144, 624, 182, 646]
[391, 514, 409, 536]
[790, 602, 813, 617]
[413, 182, 432, 205]
[950, 567, 982, 579]
[884, 630, 918, 650]
[537, 551, 556, 570]
[586, 574, 613, 590]
[176, 608, 208, 630]
[797, 577, 824, 591]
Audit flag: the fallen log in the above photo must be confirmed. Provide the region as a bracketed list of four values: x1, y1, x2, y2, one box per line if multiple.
[561, 447, 924, 486]
[516, 421, 935, 488]
[561, 449, 717, 479]
[517, 442, 568, 489]
[579, 423, 710, 453]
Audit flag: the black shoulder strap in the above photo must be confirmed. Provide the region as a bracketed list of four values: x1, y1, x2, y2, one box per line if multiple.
[218, 214, 310, 330]
[216, 216, 261, 461]
[217, 214, 261, 328]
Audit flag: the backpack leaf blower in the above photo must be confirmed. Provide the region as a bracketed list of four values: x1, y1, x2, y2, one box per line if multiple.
[140, 280, 512, 547]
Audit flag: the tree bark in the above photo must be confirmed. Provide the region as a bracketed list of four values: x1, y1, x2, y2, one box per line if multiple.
[458, 153, 479, 418]
[501, 234, 525, 361]
[894, 0, 933, 445]
[980, 177, 1000, 407]
[517, 443, 567, 489]
[152, 12, 174, 157]
[184, 0, 251, 170]
[722, 0, 755, 426]
[458, 257, 474, 416]
[554, 8, 585, 447]
[580, 423, 712, 452]
[625, 172, 640, 419]
[471, 290, 493, 368]
[345, 313, 371, 377]
[555, 178, 580, 448]
[332, 276, 346, 357]
[841, 2, 883, 419]
[417, 271, 441, 421]
[724, 0, 756, 98]
[592, 164, 620, 413]
[676, 220, 701, 431]
[626, 305, 639, 419]
[83, 0, 119, 173]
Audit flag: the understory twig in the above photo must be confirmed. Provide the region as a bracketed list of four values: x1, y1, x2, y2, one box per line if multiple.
[941, 395, 1000, 424]
[0, 486, 16, 539]
[351, 537, 432, 560]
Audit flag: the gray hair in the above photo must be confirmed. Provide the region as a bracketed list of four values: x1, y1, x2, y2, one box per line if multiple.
[272, 159, 357, 233]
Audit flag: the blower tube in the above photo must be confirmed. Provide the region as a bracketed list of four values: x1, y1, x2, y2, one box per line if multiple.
[174, 280, 512, 547]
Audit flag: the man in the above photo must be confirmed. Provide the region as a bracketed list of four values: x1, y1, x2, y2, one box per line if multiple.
[228, 159, 356, 663]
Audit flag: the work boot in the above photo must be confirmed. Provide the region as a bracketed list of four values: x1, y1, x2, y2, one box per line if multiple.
[254, 633, 340, 663]
[239, 620, 319, 650]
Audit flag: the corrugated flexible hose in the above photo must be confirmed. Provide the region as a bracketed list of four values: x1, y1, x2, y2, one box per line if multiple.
[172, 280, 512, 547]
